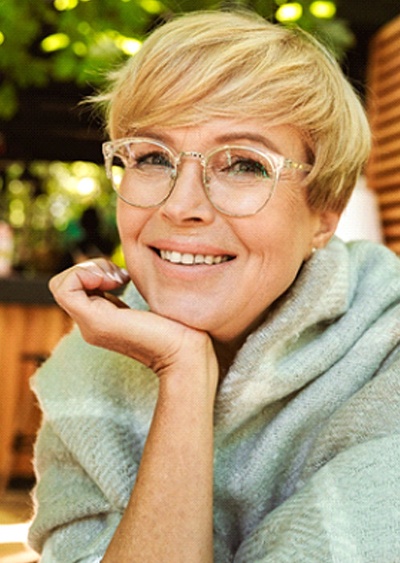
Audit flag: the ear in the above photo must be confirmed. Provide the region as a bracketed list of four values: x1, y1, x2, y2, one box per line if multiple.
[311, 210, 341, 250]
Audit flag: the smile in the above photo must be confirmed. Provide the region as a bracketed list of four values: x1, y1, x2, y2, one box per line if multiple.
[158, 249, 233, 265]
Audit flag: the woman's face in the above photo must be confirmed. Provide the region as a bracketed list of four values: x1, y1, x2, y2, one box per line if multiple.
[117, 118, 337, 344]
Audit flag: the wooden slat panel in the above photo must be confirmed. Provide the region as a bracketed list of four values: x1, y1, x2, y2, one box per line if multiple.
[371, 55, 400, 78]
[0, 305, 25, 491]
[370, 105, 400, 129]
[384, 223, 400, 238]
[369, 121, 400, 142]
[370, 137, 400, 158]
[374, 190, 400, 206]
[380, 206, 400, 221]
[372, 44, 400, 68]
[370, 14, 400, 43]
[0, 304, 73, 488]
[385, 240, 400, 254]
[370, 72, 400, 96]
[368, 158, 400, 177]
[369, 89, 400, 113]
[366, 14, 400, 254]
[368, 170, 400, 191]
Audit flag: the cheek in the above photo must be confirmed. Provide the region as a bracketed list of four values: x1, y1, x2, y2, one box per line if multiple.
[116, 203, 147, 248]
[116, 202, 132, 240]
[233, 207, 300, 254]
[233, 198, 315, 278]
[270, 192, 317, 244]
[116, 202, 127, 239]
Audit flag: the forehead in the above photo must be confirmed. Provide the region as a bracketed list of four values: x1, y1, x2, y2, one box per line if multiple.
[133, 118, 308, 159]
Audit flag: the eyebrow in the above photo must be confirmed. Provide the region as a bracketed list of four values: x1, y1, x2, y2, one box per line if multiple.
[214, 132, 283, 155]
[133, 128, 284, 156]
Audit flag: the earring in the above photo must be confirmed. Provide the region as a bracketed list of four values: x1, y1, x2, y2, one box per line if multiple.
[308, 247, 317, 260]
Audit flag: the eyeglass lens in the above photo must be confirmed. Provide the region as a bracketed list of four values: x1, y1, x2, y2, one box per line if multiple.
[109, 140, 276, 216]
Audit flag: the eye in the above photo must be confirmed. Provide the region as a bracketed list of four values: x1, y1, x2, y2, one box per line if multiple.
[136, 151, 174, 169]
[116, 143, 174, 172]
[209, 148, 274, 184]
[227, 158, 271, 179]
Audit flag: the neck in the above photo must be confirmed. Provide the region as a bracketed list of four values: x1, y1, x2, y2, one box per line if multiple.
[212, 305, 273, 381]
[212, 335, 244, 382]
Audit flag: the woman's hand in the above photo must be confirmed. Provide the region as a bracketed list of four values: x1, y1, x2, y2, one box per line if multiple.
[51, 259, 218, 562]
[49, 259, 217, 380]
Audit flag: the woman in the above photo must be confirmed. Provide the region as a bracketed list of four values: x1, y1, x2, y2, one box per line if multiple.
[29, 10, 400, 562]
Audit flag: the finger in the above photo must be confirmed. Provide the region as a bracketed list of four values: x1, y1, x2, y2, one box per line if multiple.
[50, 260, 129, 294]
[86, 289, 130, 309]
[49, 260, 130, 314]
[75, 260, 130, 291]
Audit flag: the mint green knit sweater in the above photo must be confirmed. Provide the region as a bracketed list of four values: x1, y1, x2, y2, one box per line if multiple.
[29, 237, 400, 562]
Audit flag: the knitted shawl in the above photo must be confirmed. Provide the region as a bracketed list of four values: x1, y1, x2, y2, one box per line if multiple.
[29, 237, 400, 562]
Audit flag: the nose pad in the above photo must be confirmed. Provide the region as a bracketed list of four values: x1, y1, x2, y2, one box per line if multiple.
[160, 161, 215, 224]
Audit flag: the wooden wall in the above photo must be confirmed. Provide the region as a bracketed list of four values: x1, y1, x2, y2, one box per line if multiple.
[0, 304, 73, 490]
[366, 14, 400, 255]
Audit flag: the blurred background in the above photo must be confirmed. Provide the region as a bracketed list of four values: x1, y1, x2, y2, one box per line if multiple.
[1, 1, 400, 560]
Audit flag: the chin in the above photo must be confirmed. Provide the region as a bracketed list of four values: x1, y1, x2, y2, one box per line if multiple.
[148, 299, 215, 332]
[162, 309, 209, 331]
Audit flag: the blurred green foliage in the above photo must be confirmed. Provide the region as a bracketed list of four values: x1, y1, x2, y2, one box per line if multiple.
[0, 0, 354, 120]
[0, 158, 119, 272]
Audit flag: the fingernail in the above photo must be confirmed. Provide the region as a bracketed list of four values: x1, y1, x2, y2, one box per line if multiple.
[77, 262, 103, 277]
[107, 271, 124, 284]
[78, 260, 97, 269]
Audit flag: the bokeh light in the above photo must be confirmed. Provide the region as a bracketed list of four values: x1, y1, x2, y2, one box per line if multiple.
[275, 3, 303, 22]
[41, 33, 70, 53]
[310, 1, 337, 18]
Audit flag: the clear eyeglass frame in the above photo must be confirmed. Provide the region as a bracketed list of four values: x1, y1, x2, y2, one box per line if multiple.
[102, 136, 312, 217]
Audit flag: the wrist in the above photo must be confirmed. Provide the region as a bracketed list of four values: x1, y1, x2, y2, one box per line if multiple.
[157, 339, 219, 407]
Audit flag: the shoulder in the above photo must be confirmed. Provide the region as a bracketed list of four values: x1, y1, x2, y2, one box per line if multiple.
[331, 236, 400, 281]
[314, 237, 400, 316]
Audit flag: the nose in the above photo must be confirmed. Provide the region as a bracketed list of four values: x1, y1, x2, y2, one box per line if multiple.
[159, 157, 216, 225]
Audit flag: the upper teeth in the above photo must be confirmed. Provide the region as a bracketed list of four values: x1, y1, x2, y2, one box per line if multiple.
[159, 250, 230, 265]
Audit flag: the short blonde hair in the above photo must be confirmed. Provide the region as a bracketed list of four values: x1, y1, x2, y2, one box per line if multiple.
[98, 10, 371, 213]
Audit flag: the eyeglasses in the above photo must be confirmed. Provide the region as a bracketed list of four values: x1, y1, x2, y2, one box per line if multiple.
[102, 137, 312, 217]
